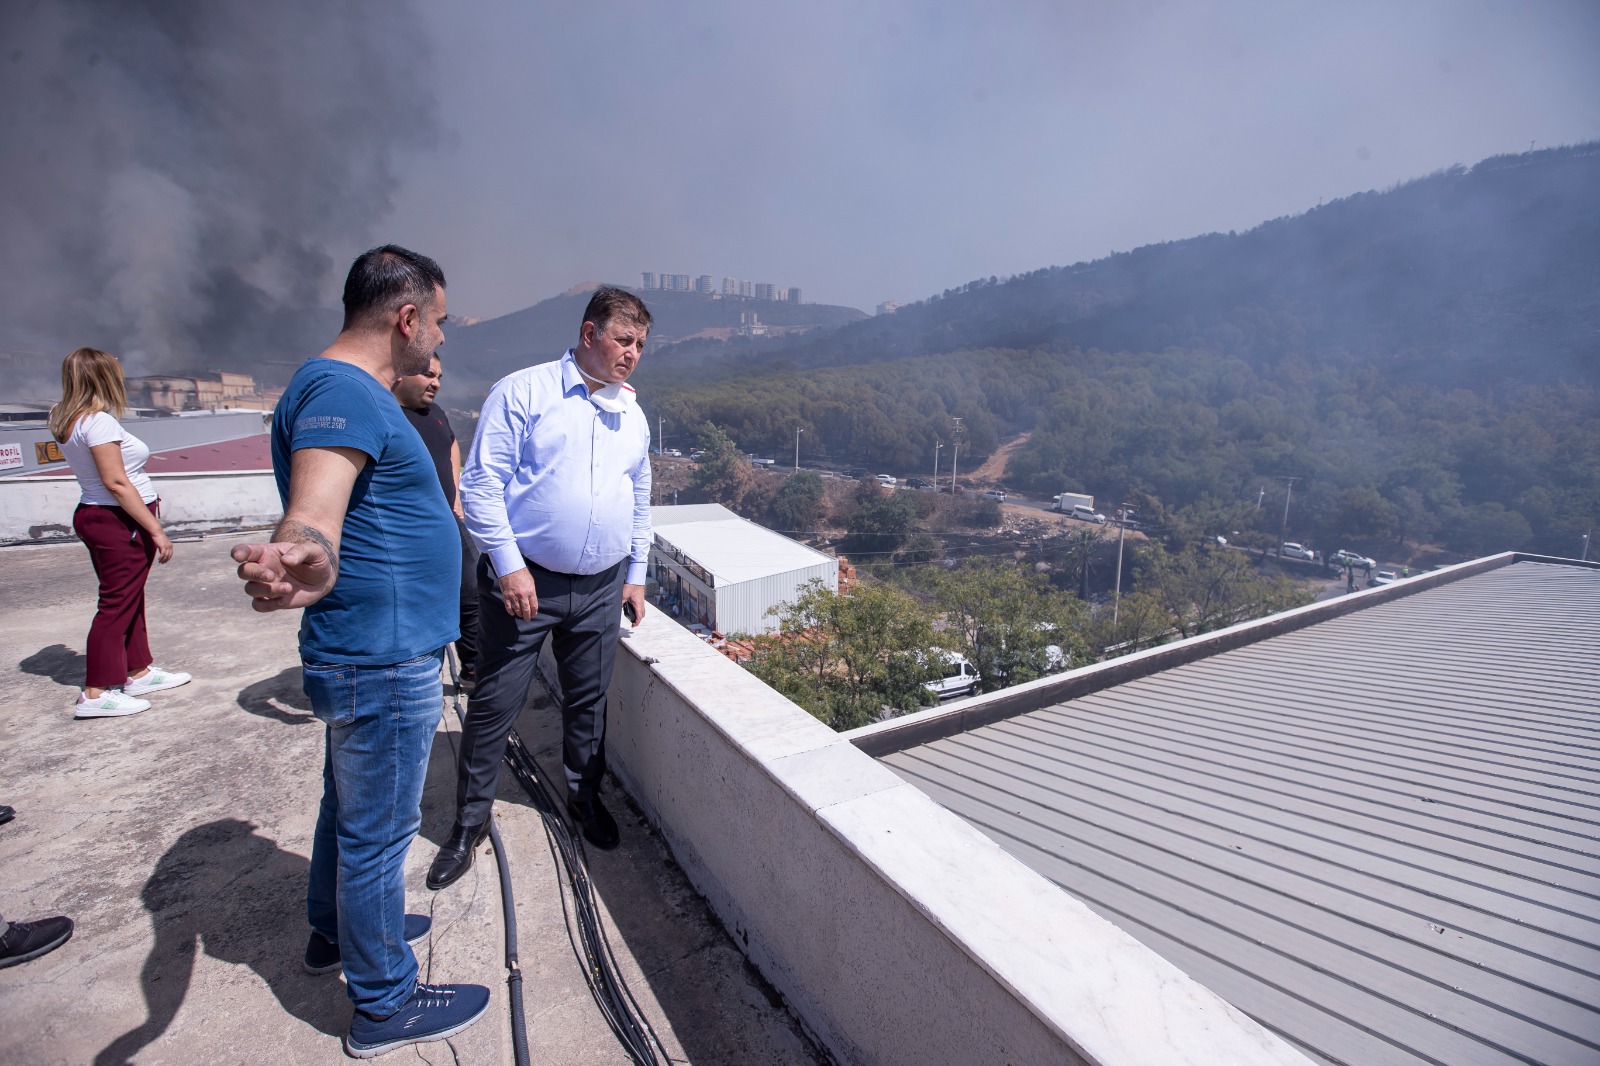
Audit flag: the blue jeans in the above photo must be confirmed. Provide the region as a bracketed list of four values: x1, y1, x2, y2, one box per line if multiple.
[302, 649, 444, 1018]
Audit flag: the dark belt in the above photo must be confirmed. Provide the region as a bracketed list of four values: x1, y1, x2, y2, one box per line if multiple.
[525, 557, 624, 581]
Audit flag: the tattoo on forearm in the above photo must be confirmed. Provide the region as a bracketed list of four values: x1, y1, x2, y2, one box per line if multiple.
[275, 520, 339, 576]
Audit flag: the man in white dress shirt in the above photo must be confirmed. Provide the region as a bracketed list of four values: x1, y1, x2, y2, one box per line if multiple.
[428, 287, 652, 888]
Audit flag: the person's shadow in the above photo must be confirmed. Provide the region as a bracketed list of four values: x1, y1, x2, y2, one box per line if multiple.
[236, 667, 315, 725]
[94, 818, 345, 1065]
[19, 643, 86, 688]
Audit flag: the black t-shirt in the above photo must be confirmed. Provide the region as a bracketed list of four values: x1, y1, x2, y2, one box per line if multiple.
[401, 403, 458, 509]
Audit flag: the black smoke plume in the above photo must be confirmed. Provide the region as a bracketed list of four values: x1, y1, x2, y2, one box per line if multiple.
[1, 0, 438, 390]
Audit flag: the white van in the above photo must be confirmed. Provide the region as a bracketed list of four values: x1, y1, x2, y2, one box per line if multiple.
[922, 651, 980, 700]
[1071, 504, 1106, 524]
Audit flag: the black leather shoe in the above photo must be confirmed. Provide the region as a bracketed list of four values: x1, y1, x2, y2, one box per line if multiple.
[426, 821, 491, 890]
[0, 805, 14, 827]
[566, 794, 620, 851]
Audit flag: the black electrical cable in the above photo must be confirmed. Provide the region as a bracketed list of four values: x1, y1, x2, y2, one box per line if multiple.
[444, 647, 669, 1066]
[444, 650, 532, 1066]
[501, 729, 671, 1066]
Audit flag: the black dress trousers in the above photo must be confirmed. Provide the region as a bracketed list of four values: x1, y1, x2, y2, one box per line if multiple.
[453, 554, 625, 826]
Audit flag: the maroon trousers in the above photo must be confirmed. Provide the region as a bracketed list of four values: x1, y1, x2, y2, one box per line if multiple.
[73, 502, 158, 689]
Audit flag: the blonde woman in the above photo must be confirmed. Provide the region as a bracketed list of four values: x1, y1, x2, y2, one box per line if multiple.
[50, 348, 191, 718]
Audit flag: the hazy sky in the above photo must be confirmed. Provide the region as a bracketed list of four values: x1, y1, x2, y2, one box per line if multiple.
[5, 0, 1598, 378]
[387, 0, 1600, 318]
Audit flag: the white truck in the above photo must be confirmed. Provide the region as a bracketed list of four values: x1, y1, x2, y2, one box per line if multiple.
[1052, 492, 1094, 514]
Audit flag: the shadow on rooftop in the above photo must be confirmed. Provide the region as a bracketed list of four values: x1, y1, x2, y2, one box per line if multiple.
[236, 666, 314, 725]
[93, 732, 470, 1063]
[93, 818, 346, 1065]
[18, 643, 85, 689]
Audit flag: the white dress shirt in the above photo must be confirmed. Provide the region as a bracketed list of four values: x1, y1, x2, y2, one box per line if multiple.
[461, 351, 652, 584]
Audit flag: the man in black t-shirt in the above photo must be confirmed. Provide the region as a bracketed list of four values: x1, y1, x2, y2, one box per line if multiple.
[393, 353, 480, 679]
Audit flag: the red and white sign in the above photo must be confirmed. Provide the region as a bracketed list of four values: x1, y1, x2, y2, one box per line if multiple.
[0, 442, 23, 472]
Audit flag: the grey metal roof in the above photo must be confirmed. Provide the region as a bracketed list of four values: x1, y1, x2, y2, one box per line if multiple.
[880, 559, 1600, 1066]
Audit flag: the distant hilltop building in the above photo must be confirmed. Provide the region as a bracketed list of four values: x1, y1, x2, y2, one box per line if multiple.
[640, 270, 802, 303]
[876, 300, 902, 315]
[126, 371, 282, 413]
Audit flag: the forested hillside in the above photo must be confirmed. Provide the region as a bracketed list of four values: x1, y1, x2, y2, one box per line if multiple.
[642, 144, 1600, 560]
[646, 143, 1600, 385]
[443, 287, 866, 391]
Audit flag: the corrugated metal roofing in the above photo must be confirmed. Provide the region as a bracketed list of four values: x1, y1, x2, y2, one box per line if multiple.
[881, 560, 1600, 1066]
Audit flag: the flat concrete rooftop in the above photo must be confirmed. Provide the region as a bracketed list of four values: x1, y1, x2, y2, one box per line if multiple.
[0, 535, 825, 1065]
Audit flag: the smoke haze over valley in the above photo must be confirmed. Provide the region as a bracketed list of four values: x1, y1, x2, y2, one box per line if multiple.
[4, 1, 1596, 395]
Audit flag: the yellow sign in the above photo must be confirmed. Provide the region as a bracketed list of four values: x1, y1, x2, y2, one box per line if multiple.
[34, 441, 65, 464]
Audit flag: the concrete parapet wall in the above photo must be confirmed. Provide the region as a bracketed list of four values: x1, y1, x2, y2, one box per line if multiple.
[543, 619, 1312, 1066]
[0, 471, 280, 542]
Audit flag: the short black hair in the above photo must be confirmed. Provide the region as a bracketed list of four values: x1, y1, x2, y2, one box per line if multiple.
[342, 245, 446, 330]
[582, 286, 653, 335]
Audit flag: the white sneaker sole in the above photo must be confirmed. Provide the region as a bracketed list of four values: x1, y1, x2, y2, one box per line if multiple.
[124, 676, 191, 697]
[343, 1001, 489, 1058]
[75, 701, 151, 719]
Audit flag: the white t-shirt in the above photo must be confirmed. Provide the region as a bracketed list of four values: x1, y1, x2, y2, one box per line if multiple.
[60, 411, 157, 506]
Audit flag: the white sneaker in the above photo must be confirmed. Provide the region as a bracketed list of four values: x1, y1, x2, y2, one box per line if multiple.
[124, 667, 192, 697]
[75, 690, 152, 719]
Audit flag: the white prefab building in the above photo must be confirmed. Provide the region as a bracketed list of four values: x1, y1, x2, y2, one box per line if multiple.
[650, 503, 837, 636]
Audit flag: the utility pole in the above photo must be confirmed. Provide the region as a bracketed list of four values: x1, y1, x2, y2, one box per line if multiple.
[950, 417, 964, 495]
[1256, 486, 1266, 511]
[1583, 530, 1592, 562]
[933, 439, 942, 485]
[1276, 475, 1300, 555]
[794, 426, 803, 473]
[1113, 503, 1129, 626]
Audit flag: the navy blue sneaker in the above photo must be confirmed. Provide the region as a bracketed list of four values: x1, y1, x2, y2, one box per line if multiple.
[344, 982, 490, 1058]
[303, 914, 432, 975]
[0, 916, 74, 968]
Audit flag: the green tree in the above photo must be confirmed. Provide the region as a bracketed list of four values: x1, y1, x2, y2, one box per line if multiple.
[1442, 501, 1533, 556]
[1136, 541, 1313, 638]
[1085, 590, 1174, 655]
[846, 492, 919, 558]
[768, 471, 826, 534]
[748, 580, 937, 730]
[924, 560, 1087, 692]
[1327, 486, 1399, 545]
[687, 422, 760, 515]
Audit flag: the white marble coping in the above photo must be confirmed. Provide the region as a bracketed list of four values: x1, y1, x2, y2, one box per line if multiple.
[617, 618, 1313, 1066]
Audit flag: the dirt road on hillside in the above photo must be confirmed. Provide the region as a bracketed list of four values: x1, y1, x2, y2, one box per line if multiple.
[964, 432, 1030, 485]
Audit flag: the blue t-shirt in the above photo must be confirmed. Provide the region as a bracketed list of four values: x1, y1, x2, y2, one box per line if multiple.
[272, 358, 460, 665]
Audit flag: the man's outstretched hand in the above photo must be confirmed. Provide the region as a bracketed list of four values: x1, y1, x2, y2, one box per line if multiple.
[232, 541, 336, 612]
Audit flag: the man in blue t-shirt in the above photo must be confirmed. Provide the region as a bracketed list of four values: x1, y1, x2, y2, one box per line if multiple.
[232, 246, 488, 1059]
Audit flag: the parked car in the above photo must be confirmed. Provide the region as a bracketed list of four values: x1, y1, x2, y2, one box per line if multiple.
[876, 474, 898, 486]
[1070, 504, 1107, 524]
[981, 489, 1006, 502]
[1372, 570, 1398, 585]
[921, 651, 980, 700]
[906, 476, 932, 490]
[688, 449, 704, 460]
[1280, 542, 1316, 561]
[664, 448, 682, 458]
[1332, 549, 1376, 570]
[847, 467, 869, 480]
